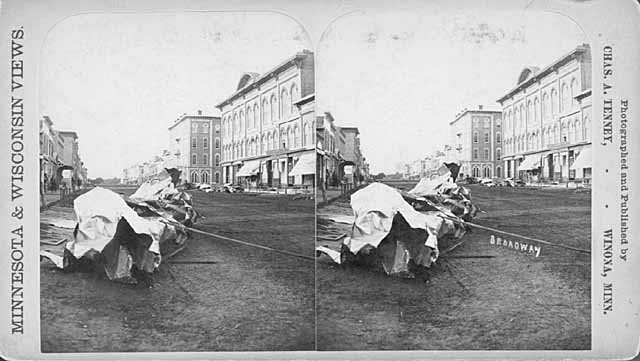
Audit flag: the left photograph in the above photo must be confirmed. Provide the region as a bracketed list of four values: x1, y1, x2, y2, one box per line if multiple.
[38, 12, 316, 352]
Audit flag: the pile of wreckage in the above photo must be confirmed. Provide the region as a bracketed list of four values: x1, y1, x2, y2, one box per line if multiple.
[316, 162, 480, 278]
[40, 168, 199, 284]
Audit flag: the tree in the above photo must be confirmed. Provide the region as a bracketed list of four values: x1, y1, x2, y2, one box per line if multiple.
[93, 177, 104, 184]
[373, 172, 386, 180]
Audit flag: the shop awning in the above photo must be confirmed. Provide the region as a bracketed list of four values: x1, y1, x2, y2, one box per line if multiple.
[289, 152, 316, 176]
[236, 160, 261, 177]
[570, 147, 592, 170]
[518, 155, 541, 171]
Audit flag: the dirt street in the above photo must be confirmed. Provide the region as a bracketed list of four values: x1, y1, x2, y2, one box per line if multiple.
[40, 187, 315, 352]
[317, 183, 591, 350]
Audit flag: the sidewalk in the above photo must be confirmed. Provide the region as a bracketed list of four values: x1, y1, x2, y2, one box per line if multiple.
[41, 191, 62, 208]
[317, 184, 365, 206]
[40, 188, 89, 209]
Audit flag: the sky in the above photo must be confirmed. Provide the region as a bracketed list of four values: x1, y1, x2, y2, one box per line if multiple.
[316, 9, 588, 174]
[40, 12, 310, 178]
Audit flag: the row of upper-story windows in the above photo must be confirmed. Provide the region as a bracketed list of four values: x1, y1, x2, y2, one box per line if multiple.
[190, 153, 221, 166]
[472, 131, 502, 144]
[504, 76, 580, 135]
[221, 121, 314, 161]
[503, 114, 591, 155]
[472, 148, 498, 160]
[191, 137, 221, 149]
[221, 82, 300, 140]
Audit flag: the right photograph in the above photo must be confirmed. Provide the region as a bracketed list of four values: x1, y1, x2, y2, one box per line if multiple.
[315, 9, 592, 350]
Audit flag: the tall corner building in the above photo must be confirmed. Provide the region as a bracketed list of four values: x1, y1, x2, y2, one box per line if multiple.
[168, 111, 222, 184]
[216, 50, 316, 188]
[497, 44, 592, 184]
[448, 106, 503, 179]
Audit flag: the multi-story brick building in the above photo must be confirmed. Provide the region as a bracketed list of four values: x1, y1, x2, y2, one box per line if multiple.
[216, 50, 316, 188]
[449, 106, 503, 179]
[498, 44, 592, 184]
[39, 116, 65, 190]
[340, 127, 364, 184]
[316, 111, 345, 188]
[58, 130, 86, 189]
[168, 111, 221, 185]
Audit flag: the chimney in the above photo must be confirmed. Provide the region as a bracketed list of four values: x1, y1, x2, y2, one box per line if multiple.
[197, 110, 202, 115]
[478, 105, 483, 110]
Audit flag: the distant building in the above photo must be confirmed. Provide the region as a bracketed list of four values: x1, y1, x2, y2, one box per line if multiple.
[168, 111, 221, 185]
[58, 130, 85, 189]
[39, 116, 65, 191]
[498, 44, 592, 184]
[316, 111, 345, 188]
[340, 127, 364, 184]
[449, 106, 503, 179]
[216, 50, 316, 188]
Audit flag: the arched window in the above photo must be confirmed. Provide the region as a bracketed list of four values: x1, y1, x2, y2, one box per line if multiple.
[574, 119, 581, 142]
[496, 147, 502, 160]
[484, 148, 489, 159]
[190, 172, 199, 183]
[281, 129, 287, 149]
[294, 125, 300, 148]
[201, 171, 209, 184]
[273, 131, 278, 150]
[214, 172, 220, 183]
[287, 127, 294, 149]
[281, 88, 289, 118]
[290, 83, 298, 114]
[568, 122, 574, 143]
[527, 100, 533, 128]
[239, 111, 245, 136]
[496, 132, 501, 143]
[270, 94, 277, 122]
[191, 154, 197, 165]
[203, 154, 208, 165]
[551, 88, 558, 117]
[215, 137, 220, 149]
[473, 148, 478, 160]
[253, 104, 259, 129]
[215, 154, 220, 166]
[483, 166, 491, 178]
[246, 107, 253, 130]
[232, 114, 238, 137]
[203, 137, 209, 149]
[496, 166, 502, 178]
[262, 99, 269, 125]
[534, 97, 539, 124]
[570, 78, 577, 108]
[304, 122, 312, 146]
[484, 131, 489, 143]
[561, 83, 569, 112]
[584, 114, 591, 140]
[473, 131, 478, 143]
[542, 92, 549, 122]
[519, 104, 524, 130]
[472, 167, 480, 177]
[266, 133, 271, 151]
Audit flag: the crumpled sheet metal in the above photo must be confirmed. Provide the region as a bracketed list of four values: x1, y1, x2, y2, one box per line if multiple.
[43, 169, 198, 283]
[129, 176, 178, 203]
[65, 187, 166, 283]
[318, 178, 475, 278]
[344, 182, 438, 254]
